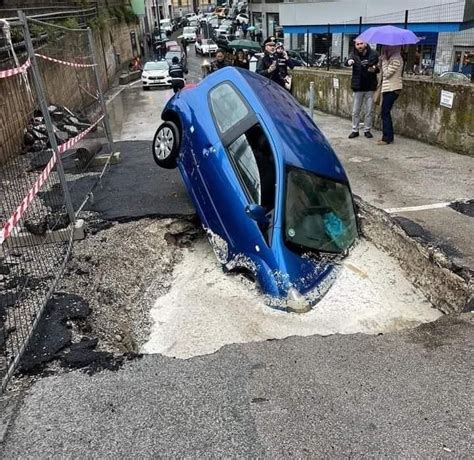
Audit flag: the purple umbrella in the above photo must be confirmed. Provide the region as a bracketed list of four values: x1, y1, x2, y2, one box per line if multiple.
[356, 25, 420, 45]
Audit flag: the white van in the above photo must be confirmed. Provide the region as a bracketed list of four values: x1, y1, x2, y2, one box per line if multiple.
[160, 19, 172, 34]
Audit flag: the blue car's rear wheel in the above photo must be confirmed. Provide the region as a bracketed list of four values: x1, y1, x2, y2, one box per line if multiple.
[152, 121, 180, 169]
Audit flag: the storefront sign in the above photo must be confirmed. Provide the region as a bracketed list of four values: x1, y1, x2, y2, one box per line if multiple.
[440, 90, 454, 108]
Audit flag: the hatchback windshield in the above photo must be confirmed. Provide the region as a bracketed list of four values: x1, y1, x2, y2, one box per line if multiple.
[144, 61, 169, 71]
[184, 27, 195, 34]
[285, 168, 358, 253]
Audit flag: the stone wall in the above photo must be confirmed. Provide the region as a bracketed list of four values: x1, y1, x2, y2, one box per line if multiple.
[292, 68, 474, 156]
[0, 19, 138, 165]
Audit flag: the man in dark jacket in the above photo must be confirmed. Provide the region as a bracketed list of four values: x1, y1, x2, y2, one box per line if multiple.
[169, 56, 187, 93]
[257, 37, 293, 89]
[345, 40, 379, 139]
[209, 49, 229, 73]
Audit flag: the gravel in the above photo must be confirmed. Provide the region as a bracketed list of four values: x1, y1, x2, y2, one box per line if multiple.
[56, 215, 201, 354]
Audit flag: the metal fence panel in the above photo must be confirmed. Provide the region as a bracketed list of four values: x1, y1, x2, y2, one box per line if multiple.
[1, 11, 113, 391]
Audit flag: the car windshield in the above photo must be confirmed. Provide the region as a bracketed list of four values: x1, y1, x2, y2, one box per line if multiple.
[165, 52, 181, 59]
[285, 168, 358, 254]
[184, 27, 195, 34]
[203, 39, 216, 45]
[144, 61, 169, 70]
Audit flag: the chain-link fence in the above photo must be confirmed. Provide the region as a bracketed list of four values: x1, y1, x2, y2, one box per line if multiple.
[0, 11, 113, 391]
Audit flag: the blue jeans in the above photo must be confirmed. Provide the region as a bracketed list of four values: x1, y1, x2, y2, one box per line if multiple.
[381, 91, 399, 143]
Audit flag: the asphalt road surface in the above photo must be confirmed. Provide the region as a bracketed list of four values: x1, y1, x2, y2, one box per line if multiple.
[1, 47, 473, 458]
[2, 317, 472, 457]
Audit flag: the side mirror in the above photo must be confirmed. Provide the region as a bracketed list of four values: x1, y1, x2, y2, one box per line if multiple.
[245, 204, 268, 226]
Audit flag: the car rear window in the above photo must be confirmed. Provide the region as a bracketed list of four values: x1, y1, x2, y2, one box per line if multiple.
[209, 83, 249, 134]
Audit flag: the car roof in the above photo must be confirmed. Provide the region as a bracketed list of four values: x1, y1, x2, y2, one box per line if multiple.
[197, 68, 347, 182]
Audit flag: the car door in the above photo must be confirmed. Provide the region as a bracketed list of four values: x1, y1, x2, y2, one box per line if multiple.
[197, 82, 277, 256]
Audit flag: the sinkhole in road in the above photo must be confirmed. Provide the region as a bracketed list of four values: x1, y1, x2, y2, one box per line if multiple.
[142, 232, 442, 359]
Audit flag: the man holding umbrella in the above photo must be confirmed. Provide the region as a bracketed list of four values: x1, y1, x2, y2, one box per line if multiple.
[345, 40, 379, 139]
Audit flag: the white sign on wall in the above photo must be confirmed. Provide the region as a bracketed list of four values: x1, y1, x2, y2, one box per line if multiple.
[333, 78, 340, 89]
[440, 90, 454, 109]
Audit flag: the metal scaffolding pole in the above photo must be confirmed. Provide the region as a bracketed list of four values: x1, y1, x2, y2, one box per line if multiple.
[87, 27, 115, 155]
[18, 10, 75, 226]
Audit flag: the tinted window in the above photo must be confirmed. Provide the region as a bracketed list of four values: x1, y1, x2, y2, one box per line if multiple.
[209, 83, 249, 133]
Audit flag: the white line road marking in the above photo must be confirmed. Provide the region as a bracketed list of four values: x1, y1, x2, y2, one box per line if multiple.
[385, 202, 453, 214]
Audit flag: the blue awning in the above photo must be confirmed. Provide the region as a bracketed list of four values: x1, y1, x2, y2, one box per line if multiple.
[283, 22, 466, 35]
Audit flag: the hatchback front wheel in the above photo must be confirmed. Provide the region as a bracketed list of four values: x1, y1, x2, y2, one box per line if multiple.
[152, 121, 180, 169]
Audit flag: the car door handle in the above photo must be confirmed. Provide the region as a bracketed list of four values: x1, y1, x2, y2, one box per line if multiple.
[202, 146, 216, 157]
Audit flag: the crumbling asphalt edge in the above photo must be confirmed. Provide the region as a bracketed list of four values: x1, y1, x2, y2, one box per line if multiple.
[355, 196, 473, 314]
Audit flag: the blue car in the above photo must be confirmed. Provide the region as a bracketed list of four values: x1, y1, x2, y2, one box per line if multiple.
[152, 67, 358, 312]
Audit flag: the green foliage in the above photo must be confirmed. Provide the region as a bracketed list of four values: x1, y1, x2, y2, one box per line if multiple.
[61, 18, 80, 30]
[88, 13, 109, 32]
[109, 5, 138, 25]
[10, 27, 24, 44]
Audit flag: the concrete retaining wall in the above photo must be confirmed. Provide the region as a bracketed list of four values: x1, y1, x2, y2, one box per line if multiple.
[292, 68, 474, 156]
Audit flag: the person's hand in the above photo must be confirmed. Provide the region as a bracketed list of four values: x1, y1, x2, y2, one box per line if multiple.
[268, 62, 277, 73]
[347, 59, 355, 66]
[368, 66, 376, 73]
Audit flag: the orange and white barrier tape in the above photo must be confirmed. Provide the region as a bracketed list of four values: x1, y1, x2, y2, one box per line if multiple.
[35, 53, 97, 68]
[0, 60, 31, 79]
[0, 115, 104, 245]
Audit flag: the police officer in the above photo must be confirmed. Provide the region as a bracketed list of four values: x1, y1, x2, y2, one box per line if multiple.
[169, 56, 187, 93]
[256, 37, 278, 82]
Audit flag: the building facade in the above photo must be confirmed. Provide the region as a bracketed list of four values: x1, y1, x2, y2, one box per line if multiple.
[249, 0, 474, 74]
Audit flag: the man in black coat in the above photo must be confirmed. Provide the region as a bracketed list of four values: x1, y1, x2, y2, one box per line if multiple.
[257, 37, 293, 89]
[345, 40, 379, 139]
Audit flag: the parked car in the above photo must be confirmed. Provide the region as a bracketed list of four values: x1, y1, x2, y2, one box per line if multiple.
[141, 60, 171, 90]
[166, 40, 179, 50]
[215, 33, 236, 51]
[165, 49, 187, 68]
[151, 68, 358, 311]
[195, 38, 218, 55]
[160, 19, 173, 35]
[183, 26, 197, 42]
[287, 50, 310, 67]
[153, 29, 168, 47]
[437, 71, 470, 83]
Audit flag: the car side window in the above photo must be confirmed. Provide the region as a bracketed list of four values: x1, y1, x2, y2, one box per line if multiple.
[228, 135, 261, 204]
[209, 83, 249, 134]
[227, 125, 276, 212]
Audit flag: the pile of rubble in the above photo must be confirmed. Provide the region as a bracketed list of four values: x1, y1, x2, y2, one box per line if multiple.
[23, 105, 95, 170]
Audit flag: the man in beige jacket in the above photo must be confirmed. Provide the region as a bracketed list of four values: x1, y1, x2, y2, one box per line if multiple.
[378, 45, 403, 145]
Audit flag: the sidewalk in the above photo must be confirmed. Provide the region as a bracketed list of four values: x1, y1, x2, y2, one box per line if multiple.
[310, 109, 474, 276]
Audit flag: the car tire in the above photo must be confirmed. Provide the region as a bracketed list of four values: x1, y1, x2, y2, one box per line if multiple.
[152, 121, 181, 169]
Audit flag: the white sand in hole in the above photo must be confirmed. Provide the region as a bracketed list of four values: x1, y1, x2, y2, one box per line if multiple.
[142, 238, 442, 358]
